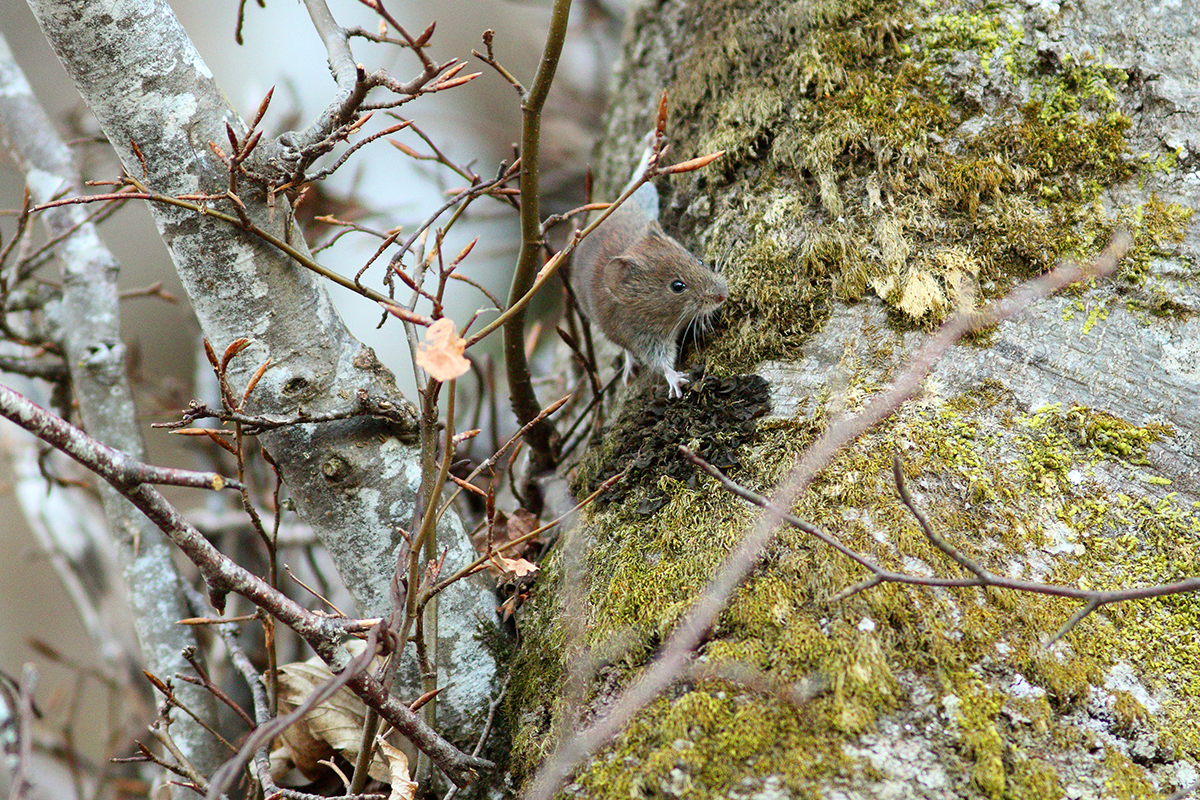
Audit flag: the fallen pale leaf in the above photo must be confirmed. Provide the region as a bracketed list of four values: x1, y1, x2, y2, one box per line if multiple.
[493, 554, 538, 578]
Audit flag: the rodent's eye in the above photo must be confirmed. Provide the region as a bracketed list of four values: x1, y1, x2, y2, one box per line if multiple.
[670, 279, 687, 294]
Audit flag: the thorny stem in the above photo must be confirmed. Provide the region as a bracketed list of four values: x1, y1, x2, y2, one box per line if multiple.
[502, 0, 573, 481]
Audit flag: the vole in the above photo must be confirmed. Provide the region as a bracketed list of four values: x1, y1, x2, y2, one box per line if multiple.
[571, 143, 728, 398]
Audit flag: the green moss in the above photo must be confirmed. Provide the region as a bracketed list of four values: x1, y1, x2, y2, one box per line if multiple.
[946, 672, 1007, 798]
[1111, 690, 1150, 735]
[1113, 194, 1196, 292]
[512, 375, 1200, 794]
[504, 549, 568, 778]
[1006, 757, 1064, 800]
[1064, 406, 1168, 462]
[1103, 747, 1157, 799]
[575, 688, 853, 797]
[609, 0, 1193, 374]
[923, 11, 1023, 77]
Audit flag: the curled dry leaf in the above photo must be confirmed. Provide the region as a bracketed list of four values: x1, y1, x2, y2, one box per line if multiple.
[376, 737, 419, 800]
[472, 508, 543, 580]
[415, 317, 470, 381]
[270, 641, 415, 786]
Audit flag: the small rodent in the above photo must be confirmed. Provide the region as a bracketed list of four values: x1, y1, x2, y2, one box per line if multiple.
[571, 149, 728, 398]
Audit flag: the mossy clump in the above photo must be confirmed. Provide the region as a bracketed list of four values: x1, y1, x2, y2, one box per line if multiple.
[1064, 405, 1169, 462]
[573, 373, 771, 513]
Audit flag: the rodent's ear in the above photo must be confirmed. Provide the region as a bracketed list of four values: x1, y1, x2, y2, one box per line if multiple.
[602, 256, 642, 298]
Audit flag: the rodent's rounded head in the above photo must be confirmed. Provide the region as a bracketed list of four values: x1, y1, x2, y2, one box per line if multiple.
[599, 227, 728, 343]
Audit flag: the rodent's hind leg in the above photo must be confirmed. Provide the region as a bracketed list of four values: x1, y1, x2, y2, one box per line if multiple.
[663, 367, 689, 399]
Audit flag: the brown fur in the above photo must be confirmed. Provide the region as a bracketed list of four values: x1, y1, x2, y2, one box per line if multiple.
[571, 197, 727, 396]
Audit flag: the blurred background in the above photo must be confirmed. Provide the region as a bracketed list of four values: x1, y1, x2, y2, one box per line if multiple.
[0, 0, 629, 784]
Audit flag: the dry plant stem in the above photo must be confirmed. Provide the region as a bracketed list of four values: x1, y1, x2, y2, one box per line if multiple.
[308, 120, 414, 182]
[7, 665, 36, 800]
[523, 229, 1135, 800]
[144, 671, 237, 752]
[177, 665, 255, 729]
[558, 372, 622, 461]
[196, 583, 341, 800]
[30, 183, 421, 322]
[415, 378, 457, 782]
[270, 0, 430, 179]
[351, 374, 455, 794]
[0, 355, 67, 381]
[440, 673, 512, 800]
[502, 0, 573, 477]
[150, 719, 210, 794]
[120, 181, 405, 308]
[303, 0, 358, 97]
[157, 392, 415, 435]
[370, 164, 518, 286]
[28, 0, 480, 625]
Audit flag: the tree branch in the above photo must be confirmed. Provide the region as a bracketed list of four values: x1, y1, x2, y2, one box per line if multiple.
[0, 30, 224, 783]
[502, 0, 573, 481]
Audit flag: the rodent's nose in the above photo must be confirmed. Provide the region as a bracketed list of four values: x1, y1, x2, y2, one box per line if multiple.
[712, 277, 728, 304]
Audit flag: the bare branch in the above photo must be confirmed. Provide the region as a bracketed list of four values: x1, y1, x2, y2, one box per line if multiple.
[502, 0, 574, 479]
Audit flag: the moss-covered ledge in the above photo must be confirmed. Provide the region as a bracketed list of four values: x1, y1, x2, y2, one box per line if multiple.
[510, 371, 1198, 796]
[508, 0, 1199, 795]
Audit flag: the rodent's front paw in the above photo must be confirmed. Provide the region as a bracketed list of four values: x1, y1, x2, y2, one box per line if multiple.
[664, 368, 688, 398]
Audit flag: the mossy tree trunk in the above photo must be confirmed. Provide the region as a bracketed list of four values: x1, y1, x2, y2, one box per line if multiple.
[511, 0, 1199, 797]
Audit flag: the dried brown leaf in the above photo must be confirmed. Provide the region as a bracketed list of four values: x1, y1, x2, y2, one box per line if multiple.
[376, 738, 419, 800]
[415, 317, 469, 381]
[271, 642, 398, 783]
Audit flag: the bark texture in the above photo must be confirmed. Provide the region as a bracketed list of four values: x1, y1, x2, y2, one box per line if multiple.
[22, 0, 493, 740]
[512, 0, 1199, 796]
[0, 31, 220, 785]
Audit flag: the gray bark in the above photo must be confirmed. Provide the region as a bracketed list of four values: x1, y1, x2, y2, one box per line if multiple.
[25, 0, 420, 620]
[0, 31, 221, 787]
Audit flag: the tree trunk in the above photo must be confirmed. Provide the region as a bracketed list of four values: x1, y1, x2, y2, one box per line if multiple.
[21, 0, 493, 749]
[512, 0, 1200, 796]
